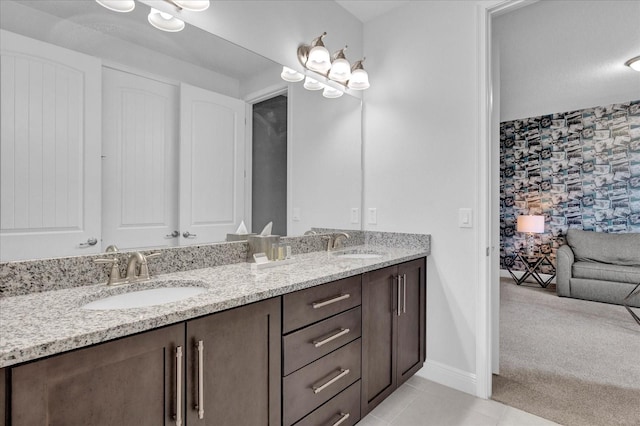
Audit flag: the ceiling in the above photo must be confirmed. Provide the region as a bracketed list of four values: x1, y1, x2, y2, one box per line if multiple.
[335, 0, 410, 23]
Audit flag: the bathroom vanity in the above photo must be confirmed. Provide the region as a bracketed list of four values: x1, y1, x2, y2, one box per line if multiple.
[0, 233, 429, 425]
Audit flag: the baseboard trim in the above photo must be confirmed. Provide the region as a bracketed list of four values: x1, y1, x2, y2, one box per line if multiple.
[416, 359, 477, 396]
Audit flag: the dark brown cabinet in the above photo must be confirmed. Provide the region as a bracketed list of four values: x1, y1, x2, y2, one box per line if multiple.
[9, 298, 281, 426]
[186, 297, 281, 425]
[11, 324, 184, 426]
[361, 258, 426, 415]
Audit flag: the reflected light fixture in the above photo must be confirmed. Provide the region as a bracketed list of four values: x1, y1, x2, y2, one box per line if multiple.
[172, 0, 210, 12]
[95, 0, 135, 13]
[148, 8, 185, 32]
[322, 86, 343, 99]
[303, 76, 323, 91]
[625, 55, 640, 72]
[516, 215, 545, 257]
[283, 32, 371, 99]
[281, 66, 304, 82]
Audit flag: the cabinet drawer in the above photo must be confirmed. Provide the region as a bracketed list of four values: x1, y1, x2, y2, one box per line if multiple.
[283, 339, 361, 426]
[283, 275, 361, 333]
[294, 380, 361, 426]
[283, 307, 361, 376]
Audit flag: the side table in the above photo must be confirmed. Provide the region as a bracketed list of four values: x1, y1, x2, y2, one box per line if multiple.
[623, 283, 640, 326]
[505, 253, 556, 288]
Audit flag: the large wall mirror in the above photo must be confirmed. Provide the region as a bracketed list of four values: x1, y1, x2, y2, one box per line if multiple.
[0, 0, 362, 261]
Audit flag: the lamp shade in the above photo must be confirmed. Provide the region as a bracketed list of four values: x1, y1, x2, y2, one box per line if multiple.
[173, 0, 210, 12]
[516, 215, 545, 233]
[96, 0, 135, 12]
[303, 76, 323, 91]
[281, 66, 304, 82]
[148, 8, 185, 32]
[306, 45, 331, 73]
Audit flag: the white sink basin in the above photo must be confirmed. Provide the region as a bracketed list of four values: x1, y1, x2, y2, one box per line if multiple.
[82, 287, 206, 310]
[335, 253, 383, 259]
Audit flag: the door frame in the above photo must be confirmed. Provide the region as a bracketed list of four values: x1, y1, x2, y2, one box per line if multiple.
[476, 0, 537, 399]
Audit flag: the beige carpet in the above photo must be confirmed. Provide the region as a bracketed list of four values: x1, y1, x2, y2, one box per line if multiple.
[492, 278, 640, 426]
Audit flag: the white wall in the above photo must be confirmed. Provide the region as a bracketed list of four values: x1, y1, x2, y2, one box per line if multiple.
[494, 0, 640, 121]
[363, 1, 487, 389]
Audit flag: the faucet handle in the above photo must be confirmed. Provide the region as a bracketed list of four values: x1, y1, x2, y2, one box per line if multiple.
[94, 257, 124, 285]
[138, 252, 161, 281]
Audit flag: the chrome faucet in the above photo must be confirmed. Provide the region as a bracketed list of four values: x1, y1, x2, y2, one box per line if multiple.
[327, 232, 350, 251]
[125, 252, 161, 282]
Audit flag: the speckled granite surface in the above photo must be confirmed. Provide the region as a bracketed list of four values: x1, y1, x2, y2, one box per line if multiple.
[0, 239, 429, 368]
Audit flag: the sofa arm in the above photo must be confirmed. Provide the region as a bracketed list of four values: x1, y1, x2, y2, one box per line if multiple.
[556, 245, 574, 297]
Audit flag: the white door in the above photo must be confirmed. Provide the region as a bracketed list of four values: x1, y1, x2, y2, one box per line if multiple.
[0, 30, 101, 261]
[102, 68, 179, 251]
[180, 83, 246, 243]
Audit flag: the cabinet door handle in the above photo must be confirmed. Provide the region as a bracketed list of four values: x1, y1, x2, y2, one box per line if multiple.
[311, 293, 350, 309]
[313, 328, 350, 348]
[397, 276, 401, 317]
[79, 237, 98, 247]
[332, 412, 351, 426]
[403, 273, 407, 314]
[195, 340, 205, 419]
[182, 231, 197, 239]
[312, 368, 350, 394]
[175, 346, 183, 426]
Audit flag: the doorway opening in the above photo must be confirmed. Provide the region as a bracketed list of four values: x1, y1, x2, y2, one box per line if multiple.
[252, 95, 288, 236]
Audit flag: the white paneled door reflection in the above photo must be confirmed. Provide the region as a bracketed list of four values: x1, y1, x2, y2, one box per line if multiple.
[0, 30, 101, 261]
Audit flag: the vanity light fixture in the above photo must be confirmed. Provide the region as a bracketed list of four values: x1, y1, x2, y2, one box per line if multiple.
[95, 0, 135, 13]
[148, 7, 185, 32]
[283, 32, 371, 99]
[625, 55, 640, 72]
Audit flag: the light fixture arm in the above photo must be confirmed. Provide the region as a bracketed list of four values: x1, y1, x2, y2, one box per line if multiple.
[351, 57, 366, 71]
[332, 46, 348, 62]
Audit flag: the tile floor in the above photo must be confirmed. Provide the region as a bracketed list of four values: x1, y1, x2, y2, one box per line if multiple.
[359, 376, 561, 426]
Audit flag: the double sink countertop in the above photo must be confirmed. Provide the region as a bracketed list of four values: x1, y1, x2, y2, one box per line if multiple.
[0, 245, 429, 368]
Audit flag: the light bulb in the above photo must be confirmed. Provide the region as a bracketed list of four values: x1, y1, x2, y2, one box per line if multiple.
[348, 68, 370, 90]
[303, 77, 323, 91]
[281, 66, 304, 82]
[322, 86, 343, 98]
[306, 46, 331, 73]
[173, 0, 210, 11]
[328, 58, 351, 83]
[148, 8, 185, 32]
[95, 0, 135, 13]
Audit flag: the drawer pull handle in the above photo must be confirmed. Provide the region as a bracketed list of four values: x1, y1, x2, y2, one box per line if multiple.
[313, 328, 350, 348]
[397, 276, 402, 317]
[195, 340, 205, 419]
[175, 346, 183, 426]
[312, 293, 350, 309]
[403, 273, 407, 314]
[332, 412, 350, 426]
[312, 368, 350, 394]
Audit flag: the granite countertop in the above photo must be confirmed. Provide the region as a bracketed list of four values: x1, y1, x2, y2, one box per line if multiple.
[0, 245, 428, 368]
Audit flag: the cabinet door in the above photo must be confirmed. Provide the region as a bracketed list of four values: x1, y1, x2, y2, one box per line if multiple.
[0, 368, 5, 426]
[397, 258, 426, 386]
[361, 265, 398, 415]
[11, 324, 184, 426]
[186, 298, 281, 425]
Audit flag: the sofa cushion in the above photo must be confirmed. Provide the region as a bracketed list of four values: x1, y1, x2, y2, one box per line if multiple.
[566, 229, 640, 266]
[572, 261, 640, 285]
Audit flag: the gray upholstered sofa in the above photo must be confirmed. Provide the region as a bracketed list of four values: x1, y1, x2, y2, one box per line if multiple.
[557, 229, 640, 307]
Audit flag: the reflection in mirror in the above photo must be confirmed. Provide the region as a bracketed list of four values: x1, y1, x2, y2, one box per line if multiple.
[0, 0, 362, 261]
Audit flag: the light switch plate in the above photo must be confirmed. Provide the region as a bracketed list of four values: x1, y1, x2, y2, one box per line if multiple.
[459, 208, 472, 228]
[368, 208, 377, 225]
[350, 208, 360, 224]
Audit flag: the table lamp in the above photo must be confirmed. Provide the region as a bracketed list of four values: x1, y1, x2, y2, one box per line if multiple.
[516, 215, 545, 256]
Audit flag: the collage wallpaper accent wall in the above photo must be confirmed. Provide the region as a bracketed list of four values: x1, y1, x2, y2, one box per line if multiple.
[500, 100, 640, 272]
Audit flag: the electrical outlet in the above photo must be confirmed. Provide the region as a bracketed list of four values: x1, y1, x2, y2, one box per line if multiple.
[368, 208, 377, 225]
[292, 208, 301, 222]
[350, 208, 360, 224]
